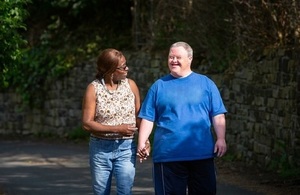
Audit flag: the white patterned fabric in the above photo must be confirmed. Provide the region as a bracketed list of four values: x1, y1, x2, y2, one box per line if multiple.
[91, 78, 136, 139]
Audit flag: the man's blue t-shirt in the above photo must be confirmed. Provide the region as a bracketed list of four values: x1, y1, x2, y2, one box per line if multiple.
[138, 72, 227, 163]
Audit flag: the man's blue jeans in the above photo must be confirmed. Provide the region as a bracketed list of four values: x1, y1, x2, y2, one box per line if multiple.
[89, 136, 137, 195]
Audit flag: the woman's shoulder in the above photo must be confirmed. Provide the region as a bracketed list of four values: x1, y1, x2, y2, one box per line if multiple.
[88, 79, 102, 93]
[90, 79, 101, 86]
[121, 78, 136, 85]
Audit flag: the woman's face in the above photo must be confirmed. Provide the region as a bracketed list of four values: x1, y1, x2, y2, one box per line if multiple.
[113, 56, 128, 81]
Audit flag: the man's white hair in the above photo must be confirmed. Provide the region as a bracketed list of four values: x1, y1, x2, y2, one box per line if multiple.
[170, 42, 193, 58]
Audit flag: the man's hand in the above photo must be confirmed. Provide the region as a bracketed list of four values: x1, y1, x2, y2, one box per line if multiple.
[214, 138, 227, 157]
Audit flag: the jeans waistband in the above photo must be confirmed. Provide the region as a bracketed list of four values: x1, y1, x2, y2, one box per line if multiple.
[91, 133, 134, 140]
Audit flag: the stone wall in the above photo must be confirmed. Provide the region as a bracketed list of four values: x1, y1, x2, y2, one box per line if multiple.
[0, 49, 299, 168]
[222, 49, 300, 168]
[0, 60, 94, 136]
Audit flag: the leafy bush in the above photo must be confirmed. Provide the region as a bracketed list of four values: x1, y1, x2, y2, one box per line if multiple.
[0, 0, 30, 89]
[4, 0, 134, 107]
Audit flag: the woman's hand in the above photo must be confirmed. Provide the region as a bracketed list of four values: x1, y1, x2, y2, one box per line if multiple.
[119, 124, 138, 136]
[137, 140, 151, 163]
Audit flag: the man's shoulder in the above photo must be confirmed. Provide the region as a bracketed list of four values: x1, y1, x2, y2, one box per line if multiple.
[151, 74, 173, 85]
[190, 72, 211, 81]
[159, 74, 173, 80]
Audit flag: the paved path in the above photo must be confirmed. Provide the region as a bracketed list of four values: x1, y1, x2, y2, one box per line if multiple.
[0, 140, 263, 195]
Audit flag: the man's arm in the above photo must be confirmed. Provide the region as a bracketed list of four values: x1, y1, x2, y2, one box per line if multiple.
[137, 119, 154, 162]
[212, 114, 227, 157]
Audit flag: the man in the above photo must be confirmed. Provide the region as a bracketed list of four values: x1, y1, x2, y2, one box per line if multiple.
[137, 41, 227, 195]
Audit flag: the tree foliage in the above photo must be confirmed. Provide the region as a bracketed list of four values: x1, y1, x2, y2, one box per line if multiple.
[1, 0, 299, 106]
[232, 0, 300, 52]
[2, 0, 133, 106]
[0, 0, 30, 89]
[133, 0, 300, 72]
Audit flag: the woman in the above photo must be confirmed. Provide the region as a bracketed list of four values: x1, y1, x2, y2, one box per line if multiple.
[82, 48, 148, 195]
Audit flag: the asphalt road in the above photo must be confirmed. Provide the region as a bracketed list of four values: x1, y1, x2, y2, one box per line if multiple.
[0, 139, 263, 195]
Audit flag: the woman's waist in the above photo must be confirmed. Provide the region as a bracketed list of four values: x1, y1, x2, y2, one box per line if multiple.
[91, 132, 134, 140]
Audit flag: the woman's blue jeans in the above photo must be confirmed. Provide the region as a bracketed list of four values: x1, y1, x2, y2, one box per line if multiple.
[89, 136, 137, 195]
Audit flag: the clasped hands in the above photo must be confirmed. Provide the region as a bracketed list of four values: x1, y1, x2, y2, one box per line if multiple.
[137, 140, 151, 163]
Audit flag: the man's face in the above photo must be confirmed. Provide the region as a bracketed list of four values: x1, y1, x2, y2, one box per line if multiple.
[168, 46, 192, 78]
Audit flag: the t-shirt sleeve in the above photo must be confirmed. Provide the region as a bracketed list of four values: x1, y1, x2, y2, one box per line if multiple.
[209, 79, 227, 117]
[138, 87, 156, 122]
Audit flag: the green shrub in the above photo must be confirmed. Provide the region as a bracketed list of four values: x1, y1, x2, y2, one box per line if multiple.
[0, 0, 30, 89]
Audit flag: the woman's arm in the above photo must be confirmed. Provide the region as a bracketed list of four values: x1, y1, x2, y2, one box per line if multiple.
[128, 78, 141, 127]
[128, 78, 151, 158]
